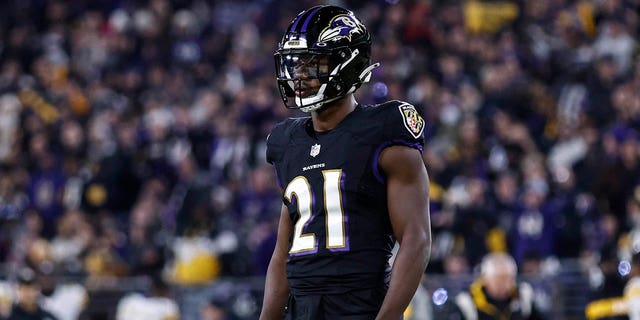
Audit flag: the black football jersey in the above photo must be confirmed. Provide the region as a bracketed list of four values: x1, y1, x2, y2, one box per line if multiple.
[266, 100, 425, 295]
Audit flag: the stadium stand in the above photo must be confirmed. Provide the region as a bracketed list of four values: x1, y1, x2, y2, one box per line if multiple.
[0, 0, 638, 319]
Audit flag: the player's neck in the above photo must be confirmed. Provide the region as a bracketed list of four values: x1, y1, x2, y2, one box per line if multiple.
[311, 95, 357, 132]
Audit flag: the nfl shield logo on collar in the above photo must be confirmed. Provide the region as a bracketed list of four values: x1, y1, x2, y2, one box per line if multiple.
[310, 144, 321, 157]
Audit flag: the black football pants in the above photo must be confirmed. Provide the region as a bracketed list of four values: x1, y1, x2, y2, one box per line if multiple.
[284, 286, 390, 320]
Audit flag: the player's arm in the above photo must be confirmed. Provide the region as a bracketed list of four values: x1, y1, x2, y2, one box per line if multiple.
[259, 204, 291, 320]
[376, 145, 431, 320]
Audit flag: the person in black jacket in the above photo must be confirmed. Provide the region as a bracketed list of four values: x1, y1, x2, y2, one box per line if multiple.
[6, 269, 57, 320]
[450, 252, 544, 320]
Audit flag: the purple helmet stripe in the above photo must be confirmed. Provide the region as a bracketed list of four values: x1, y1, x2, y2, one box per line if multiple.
[290, 10, 307, 33]
[300, 6, 323, 33]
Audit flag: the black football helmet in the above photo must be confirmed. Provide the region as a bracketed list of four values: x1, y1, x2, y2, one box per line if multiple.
[274, 5, 380, 112]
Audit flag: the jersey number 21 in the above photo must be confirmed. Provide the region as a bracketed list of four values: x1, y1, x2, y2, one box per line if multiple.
[285, 169, 347, 254]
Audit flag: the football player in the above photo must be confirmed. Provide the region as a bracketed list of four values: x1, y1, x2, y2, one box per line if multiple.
[260, 5, 431, 320]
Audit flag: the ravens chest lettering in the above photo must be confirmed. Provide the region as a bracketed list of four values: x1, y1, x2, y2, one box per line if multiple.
[282, 128, 373, 193]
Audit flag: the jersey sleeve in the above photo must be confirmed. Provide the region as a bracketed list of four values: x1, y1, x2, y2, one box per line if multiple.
[370, 101, 426, 183]
[381, 101, 425, 152]
[266, 119, 293, 189]
[266, 121, 287, 165]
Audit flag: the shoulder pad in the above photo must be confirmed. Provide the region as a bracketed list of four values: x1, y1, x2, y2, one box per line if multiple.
[388, 100, 425, 139]
[266, 117, 306, 164]
[373, 100, 425, 149]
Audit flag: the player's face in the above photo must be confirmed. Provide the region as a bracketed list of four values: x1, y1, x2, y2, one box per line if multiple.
[284, 54, 329, 98]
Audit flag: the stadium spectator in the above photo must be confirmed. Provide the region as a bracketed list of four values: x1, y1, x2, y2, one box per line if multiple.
[0, 279, 14, 318]
[201, 299, 229, 320]
[115, 275, 179, 320]
[623, 251, 640, 320]
[39, 272, 88, 320]
[450, 252, 545, 320]
[586, 251, 640, 319]
[6, 268, 58, 320]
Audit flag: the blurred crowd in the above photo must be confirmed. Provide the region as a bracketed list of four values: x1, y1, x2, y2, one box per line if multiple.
[0, 0, 639, 316]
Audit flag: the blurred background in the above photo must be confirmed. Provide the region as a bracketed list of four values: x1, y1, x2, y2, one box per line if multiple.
[0, 0, 638, 319]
